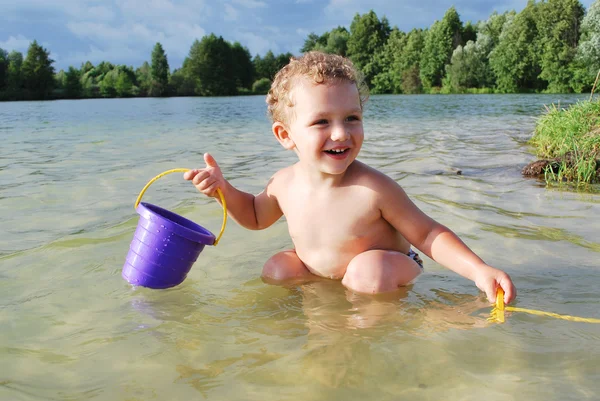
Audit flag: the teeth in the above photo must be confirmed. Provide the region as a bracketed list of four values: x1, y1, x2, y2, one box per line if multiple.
[329, 149, 345, 153]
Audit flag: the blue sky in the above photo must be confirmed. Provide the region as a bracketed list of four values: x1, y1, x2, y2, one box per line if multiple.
[1, 0, 596, 71]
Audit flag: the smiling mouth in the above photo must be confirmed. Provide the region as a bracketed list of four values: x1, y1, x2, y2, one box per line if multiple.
[324, 149, 349, 155]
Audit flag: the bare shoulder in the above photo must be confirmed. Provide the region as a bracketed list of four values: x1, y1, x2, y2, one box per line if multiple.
[348, 161, 404, 194]
[265, 164, 296, 194]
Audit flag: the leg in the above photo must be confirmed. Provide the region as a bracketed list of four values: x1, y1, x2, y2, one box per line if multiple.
[341, 250, 422, 294]
[261, 249, 317, 285]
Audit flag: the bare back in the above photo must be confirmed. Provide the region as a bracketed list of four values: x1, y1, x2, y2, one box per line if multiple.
[269, 160, 410, 279]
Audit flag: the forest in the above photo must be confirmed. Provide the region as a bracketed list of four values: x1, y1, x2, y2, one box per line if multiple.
[0, 0, 599, 101]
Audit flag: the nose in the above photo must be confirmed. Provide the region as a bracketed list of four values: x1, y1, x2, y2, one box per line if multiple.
[330, 123, 349, 141]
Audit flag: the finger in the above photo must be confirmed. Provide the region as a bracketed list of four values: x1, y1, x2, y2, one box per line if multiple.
[196, 176, 214, 190]
[203, 181, 220, 197]
[501, 278, 516, 305]
[204, 153, 220, 169]
[183, 169, 199, 180]
[192, 170, 211, 186]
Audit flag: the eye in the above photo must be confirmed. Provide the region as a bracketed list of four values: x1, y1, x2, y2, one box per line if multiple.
[313, 119, 328, 125]
[346, 115, 361, 122]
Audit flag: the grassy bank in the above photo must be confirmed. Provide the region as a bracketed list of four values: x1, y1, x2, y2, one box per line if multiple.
[528, 98, 600, 185]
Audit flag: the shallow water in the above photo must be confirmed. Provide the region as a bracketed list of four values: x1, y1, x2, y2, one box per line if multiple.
[1, 94, 599, 400]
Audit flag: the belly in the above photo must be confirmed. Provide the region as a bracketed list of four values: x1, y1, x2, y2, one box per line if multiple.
[293, 231, 410, 279]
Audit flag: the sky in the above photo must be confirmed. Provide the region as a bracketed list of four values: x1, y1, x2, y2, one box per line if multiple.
[0, 0, 596, 71]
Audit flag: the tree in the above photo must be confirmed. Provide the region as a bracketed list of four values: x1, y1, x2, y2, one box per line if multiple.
[21, 40, 55, 99]
[489, 1, 543, 92]
[252, 77, 271, 94]
[169, 67, 195, 96]
[371, 28, 406, 93]
[150, 42, 169, 96]
[0, 48, 8, 90]
[445, 39, 493, 90]
[537, 0, 585, 92]
[99, 69, 117, 97]
[420, 6, 463, 89]
[399, 29, 426, 93]
[135, 61, 152, 96]
[184, 34, 236, 96]
[346, 10, 391, 84]
[574, 0, 600, 90]
[253, 50, 278, 80]
[65, 66, 82, 98]
[301, 32, 325, 53]
[324, 27, 350, 56]
[231, 42, 254, 89]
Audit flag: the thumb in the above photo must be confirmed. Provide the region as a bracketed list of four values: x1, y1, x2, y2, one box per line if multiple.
[204, 152, 219, 169]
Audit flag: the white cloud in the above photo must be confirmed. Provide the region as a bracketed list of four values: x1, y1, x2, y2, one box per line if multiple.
[236, 31, 279, 56]
[232, 0, 267, 8]
[224, 4, 239, 21]
[0, 35, 34, 52]
[296, 28, 310, 36]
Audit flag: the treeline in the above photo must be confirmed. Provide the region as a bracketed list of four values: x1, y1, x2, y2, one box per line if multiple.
[320, 0, 599, 94]
[0, 0, 599, 101]
[0, 35, 292, 101]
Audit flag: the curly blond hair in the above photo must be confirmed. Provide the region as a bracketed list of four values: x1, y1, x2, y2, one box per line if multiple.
[266, 51, 369, 123]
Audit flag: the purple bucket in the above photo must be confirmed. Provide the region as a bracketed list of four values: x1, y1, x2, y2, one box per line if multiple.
[122, 202, 216, 289]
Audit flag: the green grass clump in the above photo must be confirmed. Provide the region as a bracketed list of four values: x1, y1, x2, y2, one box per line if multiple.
[530, 99, 600, 185]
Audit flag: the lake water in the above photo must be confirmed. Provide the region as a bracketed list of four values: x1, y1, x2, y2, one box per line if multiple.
[1, 94, 599, 400]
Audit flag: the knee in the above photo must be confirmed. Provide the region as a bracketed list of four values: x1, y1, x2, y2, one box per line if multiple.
[261, 250, 310, 282]
[342, 250, 421, 294]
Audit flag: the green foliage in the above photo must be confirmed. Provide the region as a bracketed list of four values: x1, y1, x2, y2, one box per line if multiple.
[252, 77, 271, 94]
[301, 33, 325, 53]
[150, 42, 169, 96]
[55, 69, 66, 89]
[420, 6, 463, 89]
[0, 48, 7, 90]
[3, 2, 600, 100]
[462, 21, 478, 44]
[371, 28, 406, 93]
[576, 0, 600, 84]
[65, 66, 81, 98]
[115, 66, 136, 97]
[531, 99, 600, 184]
[303, 27, 350, 56]
[489, 1, 542, 92]
[21, 40, 55, 99]
[183, 34, 237, 96]
[446, 39, 493, 91]
[324, 27, 350, 56]
[6, 51, 23, 93]
[231, 42, 254, 89]
[537, 0, 585, 93]
[99, 69, 117, 97]
[347, 10, 390, 84]
[253, 51, 276, 80]
[136, 61, 152, 96]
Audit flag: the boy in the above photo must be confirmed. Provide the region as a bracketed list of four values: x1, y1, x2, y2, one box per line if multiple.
[184, 51, 516, 304]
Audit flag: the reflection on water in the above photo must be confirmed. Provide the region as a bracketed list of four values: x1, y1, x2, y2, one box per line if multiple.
[1, 94, 599, 400]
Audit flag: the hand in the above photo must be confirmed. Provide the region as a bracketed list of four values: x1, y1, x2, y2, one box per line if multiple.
[474, 265, 516, 305]
[183, 153, 225, 198]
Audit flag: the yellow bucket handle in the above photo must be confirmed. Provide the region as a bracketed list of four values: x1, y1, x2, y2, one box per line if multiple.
[490, 288, 600, 324]
[134, 168, 227, 246]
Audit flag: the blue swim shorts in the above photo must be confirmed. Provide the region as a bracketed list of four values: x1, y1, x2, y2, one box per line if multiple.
[408, 249, 424, 269]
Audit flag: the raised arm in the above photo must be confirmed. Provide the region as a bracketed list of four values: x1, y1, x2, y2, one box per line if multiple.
[184, 153, 283, 230]
[377, 173, 516, 304]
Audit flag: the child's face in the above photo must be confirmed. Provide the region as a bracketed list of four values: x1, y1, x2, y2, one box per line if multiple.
[278, 77, 364, 176]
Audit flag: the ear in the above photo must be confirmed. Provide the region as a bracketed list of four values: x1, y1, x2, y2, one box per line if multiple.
[272, 122, 295, 150]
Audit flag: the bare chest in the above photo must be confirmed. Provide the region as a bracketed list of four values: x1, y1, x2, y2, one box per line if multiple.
[279, 187, 385, 247]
